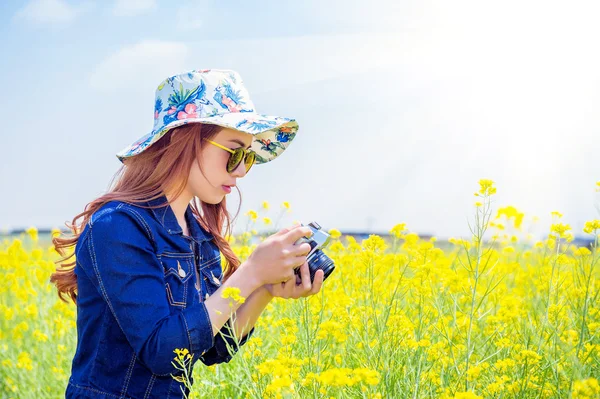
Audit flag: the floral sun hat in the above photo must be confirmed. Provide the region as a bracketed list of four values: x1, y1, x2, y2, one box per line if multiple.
[116, 69, 299, 165]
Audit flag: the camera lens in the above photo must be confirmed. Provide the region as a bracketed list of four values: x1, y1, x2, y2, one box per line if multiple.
[307, 249, 335, 283]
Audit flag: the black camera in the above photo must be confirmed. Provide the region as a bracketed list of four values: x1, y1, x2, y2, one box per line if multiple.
[293, 222, 335, 283]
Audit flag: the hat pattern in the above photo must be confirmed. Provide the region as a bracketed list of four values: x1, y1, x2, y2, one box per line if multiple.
[117, 69, 299, 165]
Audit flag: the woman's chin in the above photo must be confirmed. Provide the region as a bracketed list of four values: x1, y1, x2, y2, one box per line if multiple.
[193, 193, 223, 205]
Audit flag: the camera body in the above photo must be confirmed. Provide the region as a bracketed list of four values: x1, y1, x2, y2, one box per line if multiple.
[293, 222, 336, 283]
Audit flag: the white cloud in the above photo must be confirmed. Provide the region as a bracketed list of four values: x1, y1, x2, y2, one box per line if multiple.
[13, 0, 90, 26]
[170, 33, 405, 96]
[90, 40, 190, 92]
[113, 0, 157, 16]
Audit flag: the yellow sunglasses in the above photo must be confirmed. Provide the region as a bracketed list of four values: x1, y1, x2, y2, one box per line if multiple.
[203, 139, 256, 173]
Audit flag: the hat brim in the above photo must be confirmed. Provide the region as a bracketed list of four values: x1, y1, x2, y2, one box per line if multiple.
[116, 112, 298, 165]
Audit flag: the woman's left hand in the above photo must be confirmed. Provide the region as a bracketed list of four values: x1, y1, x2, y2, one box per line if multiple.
[264, 261, 324, 299]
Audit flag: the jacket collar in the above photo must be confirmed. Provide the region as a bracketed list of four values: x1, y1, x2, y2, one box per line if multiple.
[146, 194, 214, 242]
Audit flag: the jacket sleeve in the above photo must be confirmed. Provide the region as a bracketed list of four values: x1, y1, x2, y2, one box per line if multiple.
[81, 207, 216, 376]
[199, 318, 255, 365]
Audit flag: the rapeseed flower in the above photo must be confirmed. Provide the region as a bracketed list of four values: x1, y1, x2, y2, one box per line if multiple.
[583, 219, 600, 234]
[328, 228, 341, 239]
[26, 226, 38, 241]
[572, 378, 600, 399]
[550, 223, 572, 239]
[390, 223, 408, 238]
[245, 209, 258, 222]
[476, 179, 496, 196]
[221, 287, 246, 305]
[2, 185, 599, 397]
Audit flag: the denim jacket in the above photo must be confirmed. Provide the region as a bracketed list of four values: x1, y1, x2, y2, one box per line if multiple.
[65, 194, 255, 399]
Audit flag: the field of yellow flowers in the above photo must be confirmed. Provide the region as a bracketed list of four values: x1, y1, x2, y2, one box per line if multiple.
[1, 180, 599, 398]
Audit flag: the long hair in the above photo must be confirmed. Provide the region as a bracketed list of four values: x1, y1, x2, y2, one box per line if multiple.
[50, 123, 244, 305]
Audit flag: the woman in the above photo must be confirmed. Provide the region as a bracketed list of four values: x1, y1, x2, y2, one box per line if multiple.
[51, 69, 325, 398]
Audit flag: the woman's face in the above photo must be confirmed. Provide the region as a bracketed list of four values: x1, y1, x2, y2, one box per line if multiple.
[186, 127, 254, 204]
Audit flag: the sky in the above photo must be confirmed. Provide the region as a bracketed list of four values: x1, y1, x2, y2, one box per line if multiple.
[1, 0, 599, 240]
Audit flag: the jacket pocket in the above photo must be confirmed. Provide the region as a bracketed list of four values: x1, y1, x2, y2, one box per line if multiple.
[200, 256, 222, 294]
[161, 253, 193, 308]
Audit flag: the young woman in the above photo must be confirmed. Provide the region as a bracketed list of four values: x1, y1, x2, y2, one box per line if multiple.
[51, 69, 325, 398]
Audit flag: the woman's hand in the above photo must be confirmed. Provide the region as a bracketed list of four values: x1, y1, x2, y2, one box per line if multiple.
[264, 260, 325, 299]
[244, 224, 314, 288]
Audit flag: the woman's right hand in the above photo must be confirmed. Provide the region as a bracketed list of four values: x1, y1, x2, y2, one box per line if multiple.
[244, 224, 314, 287]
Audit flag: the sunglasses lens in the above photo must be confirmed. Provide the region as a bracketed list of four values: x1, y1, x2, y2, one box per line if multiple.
[245, 152, 255, 172]
[227, 148, 245, 172]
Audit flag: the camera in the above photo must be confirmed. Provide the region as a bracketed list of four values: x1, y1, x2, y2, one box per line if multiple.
[293, 222, 335, 283]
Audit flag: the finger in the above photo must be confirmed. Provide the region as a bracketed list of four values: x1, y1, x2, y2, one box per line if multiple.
[273, 222, 302, 237]
[281, 269, 296, 283]
[273, 226, 293, 237]
[280, 275, 295, 298]
[310, 269, 325, 295]
[300, 261, 311, 292]
[282, 225, 314, 245]
[284, 274, 296, 289]
[292, 242, 312, 257]
[281, 242, 310, 258]
[290, 255, 309, 269]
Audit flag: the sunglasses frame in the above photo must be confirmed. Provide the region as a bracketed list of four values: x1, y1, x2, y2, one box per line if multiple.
[203, 138, 256, 173]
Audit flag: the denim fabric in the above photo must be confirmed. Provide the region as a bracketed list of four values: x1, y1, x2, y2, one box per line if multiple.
[65, 194, 255, 399]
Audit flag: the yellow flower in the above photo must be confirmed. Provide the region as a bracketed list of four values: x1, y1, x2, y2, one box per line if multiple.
[221, 287, 246, 305]
[477, 179, 497, 196]
[495, 206, 524, 229]
[262, 201, 270, 210]
[33, 329, 48, 342]
[26, 226, 38, 241]
[596, 181, 600, 192]
[572, 247, 592, 257]
[263, 217, 272, 226]
[280, 334, 297, 345]
[225, 234, 236, 244]
[453, 392, 483, 399]
[551, 211, 563, 218]
[328, 228, 341, 239]
[281, 201, 291, 211]
[362, 235, 387, 253]
[16, 352, 34, 371]
[475, 201, 483, 207]
[173, 348, 192, 361]
[550, 223, 572, 239]
[572, 377, 600, 399]
[583, 219, 600, 234]
[390, 223, 407, 239]
[245, 210, 258, 222]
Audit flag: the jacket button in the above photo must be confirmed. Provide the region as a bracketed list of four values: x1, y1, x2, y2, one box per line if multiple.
[178, 269, 186, 278]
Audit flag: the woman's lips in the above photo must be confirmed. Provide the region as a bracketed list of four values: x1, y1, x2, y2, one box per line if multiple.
[222, 185, 232, 193]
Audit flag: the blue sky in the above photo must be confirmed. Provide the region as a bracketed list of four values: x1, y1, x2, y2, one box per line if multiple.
[1, 0, 600, 240]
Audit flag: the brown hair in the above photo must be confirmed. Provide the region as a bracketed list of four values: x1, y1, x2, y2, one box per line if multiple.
[50, 123, 244, 305]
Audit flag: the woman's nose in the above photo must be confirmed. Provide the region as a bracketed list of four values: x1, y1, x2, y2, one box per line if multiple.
[230, 160, 248, 177]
